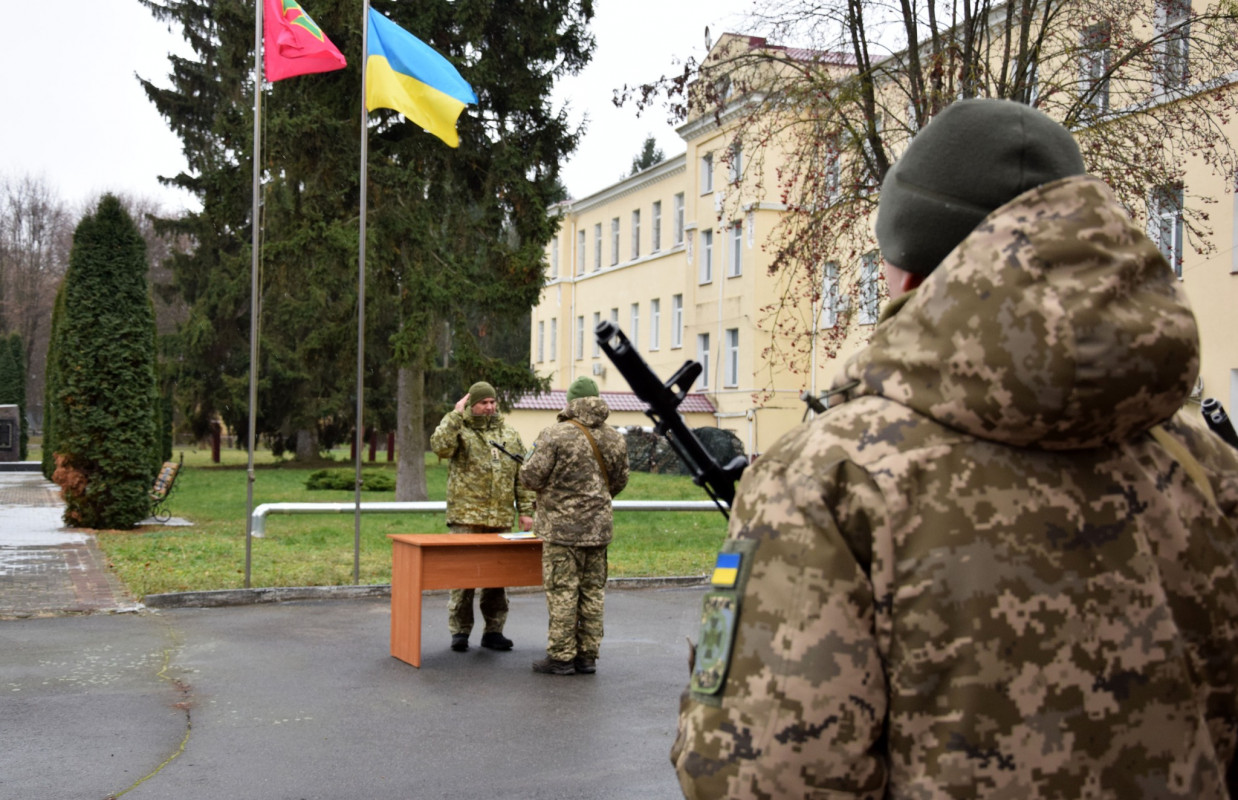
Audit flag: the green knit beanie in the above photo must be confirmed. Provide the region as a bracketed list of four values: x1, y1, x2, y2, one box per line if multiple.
[467, 381, 496, 407]
[566, 376, 599, 404]
[875, 99, 1086, 275]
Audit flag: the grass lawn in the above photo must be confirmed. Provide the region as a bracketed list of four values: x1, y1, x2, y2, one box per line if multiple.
[94, 448, 729, 598]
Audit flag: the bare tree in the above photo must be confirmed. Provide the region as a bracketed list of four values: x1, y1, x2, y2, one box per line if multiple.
[623, 0, 1238, 382]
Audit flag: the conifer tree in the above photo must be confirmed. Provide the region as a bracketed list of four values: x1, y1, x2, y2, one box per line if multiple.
[50, 195, 160, 529]
[0, 334, 28, 459]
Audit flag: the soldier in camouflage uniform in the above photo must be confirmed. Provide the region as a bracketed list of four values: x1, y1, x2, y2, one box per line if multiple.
[673, 99, 1238, 798]
[519, 377, 629, 675]
[430, 380, 535, 653]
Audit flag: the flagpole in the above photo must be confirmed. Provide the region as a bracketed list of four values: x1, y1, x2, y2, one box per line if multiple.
[244, 0, 264, 589]
[353, 0, 372, 585]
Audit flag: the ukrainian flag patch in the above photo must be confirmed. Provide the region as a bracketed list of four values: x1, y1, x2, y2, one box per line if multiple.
[710, 552, 741, 587]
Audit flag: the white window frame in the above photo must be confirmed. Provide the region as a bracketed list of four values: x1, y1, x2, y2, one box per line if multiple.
[536, 320, 545, 362]
[673, 193, 685, 245]
[651, 201, 662, 253]
[859, 251, 881, 325]
[550, 236, 558, 279]
[728, 222, 742, 277]
[820, 262, 840, 329]
[1151, 184, 1185, 278]
[671, 294, 684, 349]
[593, 223, 602, 272]
[631, 209, 641, 260]
[649, 298, 661, 350]
[592, 311, 602, 357]
[630, 303, 640, 349]
[697, 333, 711, 389]
[700, 153, 714, 194]
[549, 317, 557, 360]
[728, 141, 742, 185]
[610, 218, 620, 265]
[1156, 0, 1190, 90]
[724, 328, 739, 387]
[575, 231, 584, 277]
[699, 229, 713, 284]
[1081, 22, 1111, 115]
[576, 315, 585, 360]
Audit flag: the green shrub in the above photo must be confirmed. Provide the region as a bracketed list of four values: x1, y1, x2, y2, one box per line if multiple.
[304, 468, 396, 492]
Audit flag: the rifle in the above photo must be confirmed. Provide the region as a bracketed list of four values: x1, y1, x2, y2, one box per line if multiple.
[596, 321, 747, 518]
[490, 440, 525, 464]
[1202, 398, 1238, 450]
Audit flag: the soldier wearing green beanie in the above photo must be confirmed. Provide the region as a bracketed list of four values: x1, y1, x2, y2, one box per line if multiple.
[429, 379, 535, 654]
[675, 99, 1238, 798]
[565, 376, 599, 404]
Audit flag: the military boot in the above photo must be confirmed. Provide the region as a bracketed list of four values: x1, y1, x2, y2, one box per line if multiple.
[532, 657, 576, 675]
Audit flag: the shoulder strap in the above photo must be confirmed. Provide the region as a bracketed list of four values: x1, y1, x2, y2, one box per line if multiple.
[1150, 424, 1217, 507]
[568, 418, 611, 487]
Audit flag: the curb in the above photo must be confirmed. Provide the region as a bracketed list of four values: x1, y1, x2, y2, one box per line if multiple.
[141, 575, 709, 610]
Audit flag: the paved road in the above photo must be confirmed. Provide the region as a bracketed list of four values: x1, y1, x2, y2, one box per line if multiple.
[0, 469, 707, 799]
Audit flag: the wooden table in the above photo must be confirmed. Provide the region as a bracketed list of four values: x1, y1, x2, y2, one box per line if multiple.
[388, 533, 543, 667]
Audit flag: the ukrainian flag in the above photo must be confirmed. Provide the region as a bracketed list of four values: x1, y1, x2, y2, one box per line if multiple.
[711, 552, 741, 588]
[365, 9, 477, 148]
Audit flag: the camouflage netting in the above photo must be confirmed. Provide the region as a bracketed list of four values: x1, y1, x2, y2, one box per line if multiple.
[622, 426, 746, 475]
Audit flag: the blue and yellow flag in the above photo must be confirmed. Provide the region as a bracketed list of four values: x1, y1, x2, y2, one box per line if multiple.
[365, 9, 477, 148]
[711, 552, 741, 587]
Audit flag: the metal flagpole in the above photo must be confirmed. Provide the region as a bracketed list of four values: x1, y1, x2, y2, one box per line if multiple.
[244, 0, 264, 589]
[353, 0, 372, 584]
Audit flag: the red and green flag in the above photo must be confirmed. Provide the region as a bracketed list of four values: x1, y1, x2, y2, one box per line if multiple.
[263, 0, 347, 82]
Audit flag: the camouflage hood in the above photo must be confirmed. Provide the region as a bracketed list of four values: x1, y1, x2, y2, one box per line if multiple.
[840, 175, 1199, 450]
[557, 395, 611, 427]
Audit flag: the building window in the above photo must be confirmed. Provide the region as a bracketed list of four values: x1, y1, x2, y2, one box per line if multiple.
[1151, 184, 1185, 277]
[592, 311, 602, 357]
[536, 320, 545, 362]
[820, 262, 840, 329]
[671, 294, 684, 348]
[724, 328, 739, 387]
[610, 218, 620, 265]
[1081, 22, 1111, 115]
[550, 236, 558, 279]
[650, 298, 661, 350]
[673, 193, 685, 245]
[700, 153, 714, 194]
[728, 222, 742, 277]
[651, 201, 662, 252]
[859, 251, 881, 325]
[1156, 0, 1190, 90]
[630, 303, 640, 349]
[576, 315, 584, 359]
[575, 231, 584, 276]
[549, 317, 557, 360]
[699, 229, 713, 284]
[631, 209, 641, 260]
[697, 333, 711, 389]
[593, 223, 602, 272]
[728, 141, 742, 185]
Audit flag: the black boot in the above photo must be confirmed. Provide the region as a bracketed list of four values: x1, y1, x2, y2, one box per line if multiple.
[532, 657, 576, 675]
[574, 656, 597, 674]
[451, 634, 469, 652]
[480, 632, 513, 651]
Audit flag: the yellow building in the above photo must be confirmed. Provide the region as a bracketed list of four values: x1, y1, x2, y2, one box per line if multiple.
[521, 25, 1238, 454]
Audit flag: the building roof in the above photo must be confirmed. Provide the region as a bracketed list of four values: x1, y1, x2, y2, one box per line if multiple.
[511, 390, 717, 414]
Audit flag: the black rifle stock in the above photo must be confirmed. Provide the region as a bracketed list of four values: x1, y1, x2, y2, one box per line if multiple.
[596, 321, 747, 518]
[1202, 398, 1238, 450]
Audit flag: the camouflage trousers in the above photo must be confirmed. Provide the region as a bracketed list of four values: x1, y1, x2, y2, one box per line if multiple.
[446, 523, 510, 635]
[541, 542, 608, 662]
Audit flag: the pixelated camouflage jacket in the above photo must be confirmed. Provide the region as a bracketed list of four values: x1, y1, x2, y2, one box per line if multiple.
[518, 396, 630, 547]
[430, 408, 534, 528]
[673, 175, 1238, 799]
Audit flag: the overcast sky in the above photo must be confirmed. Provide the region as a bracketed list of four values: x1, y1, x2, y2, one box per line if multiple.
[0, 0, 757, 215]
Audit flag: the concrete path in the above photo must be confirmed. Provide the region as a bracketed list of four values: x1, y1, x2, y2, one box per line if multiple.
[0, 470, 139, 619]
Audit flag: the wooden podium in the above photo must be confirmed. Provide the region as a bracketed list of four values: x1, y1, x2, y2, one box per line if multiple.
[388, 534, 543, 667]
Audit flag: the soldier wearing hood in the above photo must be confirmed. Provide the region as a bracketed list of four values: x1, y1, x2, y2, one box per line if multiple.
[430, 380, 535, 654]
[673, 99, 1238, 797]
[519, 377, 630, 676]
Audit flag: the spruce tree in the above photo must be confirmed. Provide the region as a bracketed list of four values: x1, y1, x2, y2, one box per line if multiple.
[0, 334, 29, 459]
[51, 195, 161, 529]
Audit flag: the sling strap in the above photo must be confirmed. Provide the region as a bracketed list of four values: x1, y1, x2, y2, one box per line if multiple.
[568, 418, 611, 488]
[1150, 424, 1217, 507]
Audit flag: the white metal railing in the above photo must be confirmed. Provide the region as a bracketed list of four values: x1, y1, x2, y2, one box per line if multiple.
[249, 499, 726, 538]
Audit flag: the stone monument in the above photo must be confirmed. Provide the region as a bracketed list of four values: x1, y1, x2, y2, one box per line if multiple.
[0, 405, 20, 463]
